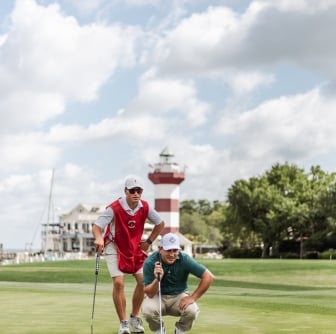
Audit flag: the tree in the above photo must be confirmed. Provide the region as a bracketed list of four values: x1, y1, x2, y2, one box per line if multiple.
[226, 175, 287, 257]
[179, 200, 224, 248]
[180, 164, 336, 258]
[265, 163, 309, 258]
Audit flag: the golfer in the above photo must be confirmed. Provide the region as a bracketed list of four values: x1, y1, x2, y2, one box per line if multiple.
[142, 233, 215, 334]
[92, 175, 164, 334]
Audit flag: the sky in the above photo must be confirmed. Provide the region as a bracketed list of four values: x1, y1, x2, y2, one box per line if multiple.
[1, 0, 336, 250]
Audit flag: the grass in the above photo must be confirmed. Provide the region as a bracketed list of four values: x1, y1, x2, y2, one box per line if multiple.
[1, 258, 336, 333]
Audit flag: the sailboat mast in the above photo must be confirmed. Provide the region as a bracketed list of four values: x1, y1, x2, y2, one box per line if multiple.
[44, 168, 55, 253]
[47, 168, 55, 229]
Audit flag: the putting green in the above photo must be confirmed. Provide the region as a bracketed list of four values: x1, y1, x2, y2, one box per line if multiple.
[1, 259, 336, 333]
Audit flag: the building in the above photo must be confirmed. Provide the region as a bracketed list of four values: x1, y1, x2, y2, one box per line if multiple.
[148, 147, 192, 255]
[58, 204, 106, 253]
[42, 203, 160, 254]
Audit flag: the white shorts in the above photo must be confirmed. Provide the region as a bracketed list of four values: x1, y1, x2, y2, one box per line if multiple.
[104, 243, 143, 277]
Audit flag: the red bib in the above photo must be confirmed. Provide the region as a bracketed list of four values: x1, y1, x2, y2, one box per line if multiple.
[104, 199, 149, 273]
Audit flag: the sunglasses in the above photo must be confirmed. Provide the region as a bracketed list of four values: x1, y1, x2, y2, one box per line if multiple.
[127, 187, 143, 195]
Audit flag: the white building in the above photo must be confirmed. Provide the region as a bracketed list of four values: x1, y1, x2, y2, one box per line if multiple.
[42, 203, 161, 254]
[58, 204, 106, 253]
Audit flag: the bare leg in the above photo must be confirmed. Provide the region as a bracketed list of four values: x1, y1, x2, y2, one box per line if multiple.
[112, 276, 126, 320]
[131, 273, 144, 317]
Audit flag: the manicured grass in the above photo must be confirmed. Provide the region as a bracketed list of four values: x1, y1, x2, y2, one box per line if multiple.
[1, 258, 336, 333]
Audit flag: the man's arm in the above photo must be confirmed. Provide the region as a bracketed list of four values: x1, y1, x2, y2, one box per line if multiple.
[147, 221, 164, 244]
[143, 261, 164, 298]
[190, 269, 215, 301]
[179, 269, 215, 310]
[140, 221, 165, 252]
[144, 277, 160, 298]
[92, 224, 105, 254]
[92, 208, 113, 254]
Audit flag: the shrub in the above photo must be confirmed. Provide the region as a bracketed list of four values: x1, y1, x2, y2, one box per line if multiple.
[279, 252, 299, 259]
[223, 247, 262, 258]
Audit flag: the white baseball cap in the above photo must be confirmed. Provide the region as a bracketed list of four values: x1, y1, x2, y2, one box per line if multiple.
[125, 175, 144, 189]
[160, 233, 181, 250]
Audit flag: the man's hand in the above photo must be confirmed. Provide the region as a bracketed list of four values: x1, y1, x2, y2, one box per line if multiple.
[139, 240, 151, 252]
[179, 295, 195, 311]
[94, 236, 105, 254]
[154, 261, 163, 281]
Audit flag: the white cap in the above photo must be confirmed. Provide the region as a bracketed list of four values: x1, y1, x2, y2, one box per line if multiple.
[160, 233, 181, 250]
[125, 175, 144, 189]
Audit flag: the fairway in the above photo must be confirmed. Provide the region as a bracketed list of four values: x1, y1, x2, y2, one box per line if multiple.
[1, 259, 336, 333]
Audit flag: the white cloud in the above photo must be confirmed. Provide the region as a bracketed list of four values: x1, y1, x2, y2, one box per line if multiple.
[151, 6, 242, 75]
[130, 76, 211, 127]
[0, 0, 141, 134]
[0, 0, 143, 173]
[216, 88, 336, 162]
[229, 71, 274, 96]
[2, 0, 336, 250]
[125, 0, 162, 6]
[149, 1, 336, 90]
[0, 133, 60, 173]
[7, 0, 140, 100]
[47, 114, 166, 143]
[0, 91, 65, 133]
[263, 0, 336, 13]
[68, 0, 106, 13]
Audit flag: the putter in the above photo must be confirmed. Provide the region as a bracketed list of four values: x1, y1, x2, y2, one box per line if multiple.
[91, 252, 100, 334]
[157, 270, 164, 334]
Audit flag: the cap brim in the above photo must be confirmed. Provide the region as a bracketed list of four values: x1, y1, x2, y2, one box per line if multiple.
[163, 245, 181, 250]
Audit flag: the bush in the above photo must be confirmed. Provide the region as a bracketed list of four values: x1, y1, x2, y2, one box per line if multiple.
[278, 240, 300, 253]
[320, 250, 336, 260]
[223, 247, 262, 258]
[303, 251, 320, 259]
[279, 252, 299, 259]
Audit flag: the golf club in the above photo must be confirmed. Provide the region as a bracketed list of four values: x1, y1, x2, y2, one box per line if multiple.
[91, 252, 100, 334]
[157, 270, 164, 334]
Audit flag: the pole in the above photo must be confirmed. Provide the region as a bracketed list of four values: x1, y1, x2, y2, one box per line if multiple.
[157, 273, 163, 334]
[91, 253, 100, 334]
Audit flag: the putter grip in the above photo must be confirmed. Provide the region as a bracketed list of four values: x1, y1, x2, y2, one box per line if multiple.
[95, 254, 100, 275]
[157, 273, 161, 281]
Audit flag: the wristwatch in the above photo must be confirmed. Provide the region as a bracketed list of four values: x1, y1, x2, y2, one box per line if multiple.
[146, 238, 153, 245]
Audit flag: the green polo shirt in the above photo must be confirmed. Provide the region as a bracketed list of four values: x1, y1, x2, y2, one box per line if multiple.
[143, 251, 206, 295]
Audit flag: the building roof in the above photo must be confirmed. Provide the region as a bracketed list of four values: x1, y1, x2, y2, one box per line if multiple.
[59, 203, 106, 218]
[177, 232, 192, 246]
[80, 204, 106, 213]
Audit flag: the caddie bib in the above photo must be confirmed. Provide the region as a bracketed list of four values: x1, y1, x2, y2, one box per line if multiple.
[104, 199, 149, 273]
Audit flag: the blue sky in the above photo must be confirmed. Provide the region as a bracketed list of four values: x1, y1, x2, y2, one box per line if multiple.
[1, 0, 336, 250]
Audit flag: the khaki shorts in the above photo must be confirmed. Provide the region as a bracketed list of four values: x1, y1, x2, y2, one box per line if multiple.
[104, 243, 143, 277]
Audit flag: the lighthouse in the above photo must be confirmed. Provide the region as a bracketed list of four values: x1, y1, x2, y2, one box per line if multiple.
[148, 147, 185, 235]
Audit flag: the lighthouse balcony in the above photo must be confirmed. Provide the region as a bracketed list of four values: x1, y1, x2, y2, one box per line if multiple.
[153, 162, 185, 173]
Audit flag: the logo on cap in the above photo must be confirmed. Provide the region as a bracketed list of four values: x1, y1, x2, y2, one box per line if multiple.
[169, 236, 177, 244]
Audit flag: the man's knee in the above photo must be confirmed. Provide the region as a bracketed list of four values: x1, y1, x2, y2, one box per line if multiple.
[142, 299, 158, 318]
[184, 303, 199, 319]
[113, 277, 125, 292]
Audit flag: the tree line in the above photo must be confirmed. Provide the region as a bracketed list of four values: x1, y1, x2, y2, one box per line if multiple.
[180, 163, 336, 258]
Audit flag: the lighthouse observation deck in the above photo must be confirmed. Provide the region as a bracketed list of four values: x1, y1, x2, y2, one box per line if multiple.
[148, 147, 186, 184]
[148, 162, 185, 185]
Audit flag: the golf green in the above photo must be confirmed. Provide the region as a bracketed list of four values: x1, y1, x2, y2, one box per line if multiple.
[1, 258, 336, 333]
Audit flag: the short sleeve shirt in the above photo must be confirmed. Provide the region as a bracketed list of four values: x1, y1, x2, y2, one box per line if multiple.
[143, 251, 206, 295]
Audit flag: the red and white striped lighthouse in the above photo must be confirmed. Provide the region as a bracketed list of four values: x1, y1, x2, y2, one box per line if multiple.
[148, 147, 185, 235]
